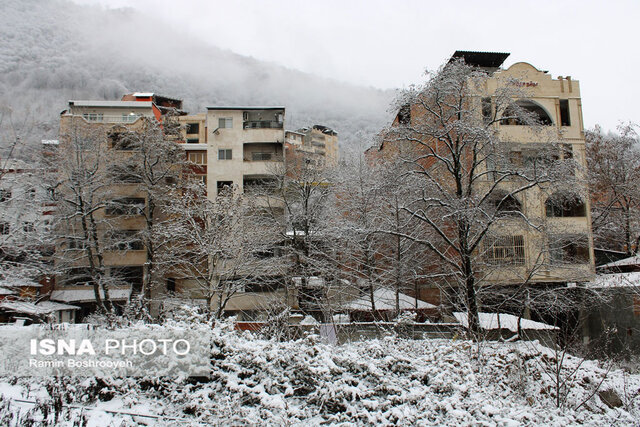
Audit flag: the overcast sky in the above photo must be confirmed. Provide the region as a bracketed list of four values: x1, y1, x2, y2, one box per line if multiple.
[74, 0, 639, 131]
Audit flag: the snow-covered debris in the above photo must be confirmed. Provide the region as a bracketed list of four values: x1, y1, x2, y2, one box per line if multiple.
[586, 271, 640, 288]
[453, 312, 558, 332]
[345, 288, 436, 310]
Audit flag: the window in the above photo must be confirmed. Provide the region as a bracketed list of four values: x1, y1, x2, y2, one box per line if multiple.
[252, 152, 272, 161]
[82, 113, 103, 122]
[122, 113, 140, 123]
[482, 97, 492, 123]
[218, 149, 232, 160]
[398, 104, 411, 125]
[186, 138, 200, 144]
[0, 189, 11, 202]
[67, 238, 87, 250]
[108, 230, 143, 251]
[549, 235, 590, 264]
[111, 266, 143, 293]
[545, 193, 586, 217]
[167, 278, 176, 293]
[559, 99, 571, 126]
[26, 187, 36, 200]
[108, 131, 137, 150]
[485, 235, 525, 266]
[501, 100, 553, 126]
[22, 222, 35, 233]
[218, 118, 233, 129]
[0, 222, 9, 235]
[492, 193, 522, 217]
[64, 267, 94, 286]
[186, 123, 200, 134]
[217, 181, 233, 194]
[109, 165, 142, 183]
[188, 152, 207, 165]
[105, 198, 145, 216]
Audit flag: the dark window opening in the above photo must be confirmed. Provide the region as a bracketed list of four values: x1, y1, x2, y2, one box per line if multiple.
[562, 144, 573, 160]
[549, 236, 590, 264]
[108, 131, 138, 151]
[63, 267, 95, 287]
[501, 100, 553, 126]
[109, 165, 142, 183]
[111, 266, 143, 293]
[0, 222, 9, 235]
[186, 138, 200, 144]
[398, 104, 411, 125]
[105, 198, 146, 216]
[493, 194, 522, 216]
[167, 277, 176, 292]
[22, 222, 35, 233]
[217, 181, 233, 195]
[545, 193, 586, 217]
[185, 123, 200, 134]
[108, 230, 143, 251]
[482, 97, 492, 123]
[243, 277, 286, 293]
[559, 99, 571, 126]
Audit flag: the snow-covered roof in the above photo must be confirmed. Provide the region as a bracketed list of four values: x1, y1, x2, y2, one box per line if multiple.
[599, 254, 640, 269]
[50, 288, 132, 303]
[0, 288, 16, 296]
[346, 288, 437, 311]
[41, 140, 59, 145]
[0, 278, 43, 288]
[585, 272, 640, 289]
[453, 312, 558, 332]
[133, 92, 154, 97]
[206, 106, 285, 110]
[69, 100, 154, 108]
[0, 300, 79, 315]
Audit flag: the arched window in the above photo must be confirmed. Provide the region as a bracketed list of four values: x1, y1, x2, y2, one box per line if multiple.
[492, 192, 522, 217]
[545, 193, 586, 217]
[502, 100, 553, 126]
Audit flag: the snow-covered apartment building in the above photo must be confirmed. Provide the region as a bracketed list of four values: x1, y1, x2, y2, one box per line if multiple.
[368, 51, 595, 307]
[50, 96, 341, 320]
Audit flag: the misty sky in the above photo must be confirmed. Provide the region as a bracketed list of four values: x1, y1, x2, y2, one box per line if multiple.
[73, 0, 639, 131]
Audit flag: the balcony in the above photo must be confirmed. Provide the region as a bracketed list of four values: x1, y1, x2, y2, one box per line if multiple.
[243, 121, 283, 129]
[76, 114, 152, 124]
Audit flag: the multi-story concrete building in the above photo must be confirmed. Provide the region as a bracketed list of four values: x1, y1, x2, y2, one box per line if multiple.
[369, 51, 595, 308]
[52, 97, 182, 318]
[285, 125, 338, 169]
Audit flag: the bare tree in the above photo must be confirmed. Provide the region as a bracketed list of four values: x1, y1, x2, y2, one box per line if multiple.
[375, 60, 573, 335]
[158, 183, 282, 320]
[53, 121, 114, 312]
[586, 123, 640, 255]
[265, 152, 336, 319]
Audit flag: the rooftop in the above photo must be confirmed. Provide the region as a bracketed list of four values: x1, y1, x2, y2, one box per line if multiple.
[68, 100, 154, 108]
[449, 50, 510, 69]
[206, 106, 285, 111]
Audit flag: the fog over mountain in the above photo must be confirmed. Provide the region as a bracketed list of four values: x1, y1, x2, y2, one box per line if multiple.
[0, 0, 394, 157]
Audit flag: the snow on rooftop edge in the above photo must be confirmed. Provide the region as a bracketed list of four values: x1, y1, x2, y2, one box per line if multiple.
[453, 312, 558, 332]
[599, 254, 640, 268]
[345, 288, 437, 311]
[585, 271, 640, 288]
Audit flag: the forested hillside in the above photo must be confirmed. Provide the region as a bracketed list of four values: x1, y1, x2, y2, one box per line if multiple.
[0, 0, 393, 156]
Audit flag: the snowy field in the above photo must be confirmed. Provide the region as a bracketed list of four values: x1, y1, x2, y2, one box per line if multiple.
[0, 323, 638, 426]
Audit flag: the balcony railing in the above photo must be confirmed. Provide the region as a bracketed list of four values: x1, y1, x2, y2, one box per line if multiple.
[74, 114, 152, 124]
[243, 121, 283, 129]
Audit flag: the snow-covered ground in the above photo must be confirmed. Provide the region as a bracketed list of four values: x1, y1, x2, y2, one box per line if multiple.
[0, 323, 638, 426]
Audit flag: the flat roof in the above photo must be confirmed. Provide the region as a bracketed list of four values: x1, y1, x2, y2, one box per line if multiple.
[206, 106, 285, 110]
[69, 100, 154, 108]
[449, 51, 510, 69]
